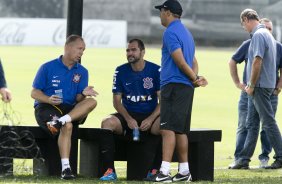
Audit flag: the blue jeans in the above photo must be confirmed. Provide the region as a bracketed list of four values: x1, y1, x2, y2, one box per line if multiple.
[259, 94, 278, 160]
[239, 88, 282, 164]
[234, 91, 248, 161]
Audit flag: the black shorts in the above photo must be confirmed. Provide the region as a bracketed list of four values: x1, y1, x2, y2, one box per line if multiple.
[113, 112, 157, 138]
[34, 103, 74, 137]
[160, 83, 194, 134]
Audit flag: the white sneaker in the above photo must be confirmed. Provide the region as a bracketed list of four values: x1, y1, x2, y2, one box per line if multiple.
[259, 159, 269, 168]
[228, 160, 238, 169]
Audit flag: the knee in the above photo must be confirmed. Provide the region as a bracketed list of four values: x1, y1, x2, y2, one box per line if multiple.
[87, 98, 97, 110]
[63, 122, 73, 132]
[101, 117, 116, 130]
[85, 98, 97, 112]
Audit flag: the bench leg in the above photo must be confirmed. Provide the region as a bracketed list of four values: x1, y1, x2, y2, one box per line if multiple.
[79, 140, 100, 177]
[189, 141, 214, 181]
[126, 136, 161, 181]
[0, 158, 13, 176]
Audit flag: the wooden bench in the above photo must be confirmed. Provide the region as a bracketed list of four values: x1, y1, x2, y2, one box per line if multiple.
[0, 125, 222, 181]
[79, 128, 222, 181]
[0, 125, 79, 176]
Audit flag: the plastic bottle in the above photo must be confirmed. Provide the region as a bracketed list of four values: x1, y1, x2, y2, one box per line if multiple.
[133, 127, 140, 141]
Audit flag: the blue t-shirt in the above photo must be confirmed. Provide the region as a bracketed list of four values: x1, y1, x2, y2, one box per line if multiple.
[233, 39, 282, 85]
[276, 42, 282, 82]
[232, 39, 250, 84]
[32, 56, 88, 106]
[112, 61, 160, 114]
[161, 19, 195, 88]
[247, 24, 276, 88]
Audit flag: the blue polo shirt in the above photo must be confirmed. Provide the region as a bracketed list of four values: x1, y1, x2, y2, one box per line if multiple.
[232, 39, 250, 84]
[32, 56, 88, 106]
[233, 39, 282, 85]
[161, 19, 195, 88]
[247, 24, 277, 88]
[0, 60, 7, 88]
[112, 61, 160, 113]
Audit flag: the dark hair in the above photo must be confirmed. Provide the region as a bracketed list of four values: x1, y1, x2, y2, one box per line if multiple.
[240, 9, 260, 22]
[65, 34, 84, 46]
[128, 38, 145, 51]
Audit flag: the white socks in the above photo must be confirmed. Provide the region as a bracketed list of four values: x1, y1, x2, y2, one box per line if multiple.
[58, 114, 72, 125]
[160, 161, 171, 175]
[61, 158, 70, 171]
[179, 162, 190, 175]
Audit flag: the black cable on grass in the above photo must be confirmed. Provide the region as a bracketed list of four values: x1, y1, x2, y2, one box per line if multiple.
[0, 102, 45, 178]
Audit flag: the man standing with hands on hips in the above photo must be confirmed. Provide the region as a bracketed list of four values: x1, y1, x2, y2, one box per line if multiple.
[151, 0, 208, 182]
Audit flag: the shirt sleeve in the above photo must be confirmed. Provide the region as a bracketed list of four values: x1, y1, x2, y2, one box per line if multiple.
[155, 66, 161, 91]
[0, 60, 7, 88]
[112, 67, 123, 94]
[277, 43, 282, 68]
[164, 30, 181, 54]
[32, 64, 46, 90]
[232, 40, 250, 64]
[252, 33, 266, 59]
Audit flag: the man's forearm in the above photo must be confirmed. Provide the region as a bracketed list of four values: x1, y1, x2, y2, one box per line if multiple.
[250, 56, 262, 85]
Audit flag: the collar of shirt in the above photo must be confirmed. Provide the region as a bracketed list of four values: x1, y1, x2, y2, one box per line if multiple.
[250, 24, 265, 38]
[167, 19, 181, 28]
[58, 55, 79, 69]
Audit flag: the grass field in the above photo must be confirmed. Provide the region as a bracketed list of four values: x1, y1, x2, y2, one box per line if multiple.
[1, 45, 282, 183]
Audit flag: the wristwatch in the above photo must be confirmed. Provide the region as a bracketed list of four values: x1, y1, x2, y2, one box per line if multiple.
[247, 82, 255, 88]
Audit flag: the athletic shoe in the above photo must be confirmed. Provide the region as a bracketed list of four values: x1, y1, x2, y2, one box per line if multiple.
[143, 169, 158, 181]
[46, 120, 62, 135]
[229, 162, 249, 169]
[150, 171, 172, 182]
[259, 159, 269, 168]
[61, 168, 75, 180]
[228, 160, 238, 169]
[100, 168, 117, 181]
[172, 172, 192, 182]
[265, 160, 282, 169]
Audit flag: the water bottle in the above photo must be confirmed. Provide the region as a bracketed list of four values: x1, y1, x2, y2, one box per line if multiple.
[133, 128, 140, 141]
[54, 89, 63, 103]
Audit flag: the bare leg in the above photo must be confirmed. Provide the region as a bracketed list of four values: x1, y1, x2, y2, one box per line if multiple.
[176, 134, 188, 162]
[161, 129, 176, 162]
[68, 98, 97, 121]
[151, 117, 160, 135]
[58, 122, 73, 158]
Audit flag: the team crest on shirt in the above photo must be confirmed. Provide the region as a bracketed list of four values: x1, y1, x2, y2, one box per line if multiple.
[50, 114, 59, 121]
[143, 77, 153, 89]
[73, 74, 81, 83]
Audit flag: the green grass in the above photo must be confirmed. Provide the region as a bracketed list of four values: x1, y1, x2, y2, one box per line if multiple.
[1, 46, 282, 183]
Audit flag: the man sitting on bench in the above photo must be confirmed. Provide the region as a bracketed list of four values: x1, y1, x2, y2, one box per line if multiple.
[31, 35, 98, 180]
[100, 38, 161, 181]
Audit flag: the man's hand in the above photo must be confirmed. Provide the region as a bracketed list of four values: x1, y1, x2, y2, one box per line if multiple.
[236, 82, 246, 91]
[82, 86, 99, 97]
[48, 95, 62, 105]
[0, 87, 12, 103]
[140, 117, 154, 131]
[273, 88, 281, 96]
[126, 117, 138, 129]
[245, 86, 254, 96]
[193, 76, 208, 87]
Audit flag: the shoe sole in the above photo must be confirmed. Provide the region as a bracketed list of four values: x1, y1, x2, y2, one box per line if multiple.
[61, 176, 75, 180]
[173, 176, 192, 182]
[47, 124, 59, 135]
